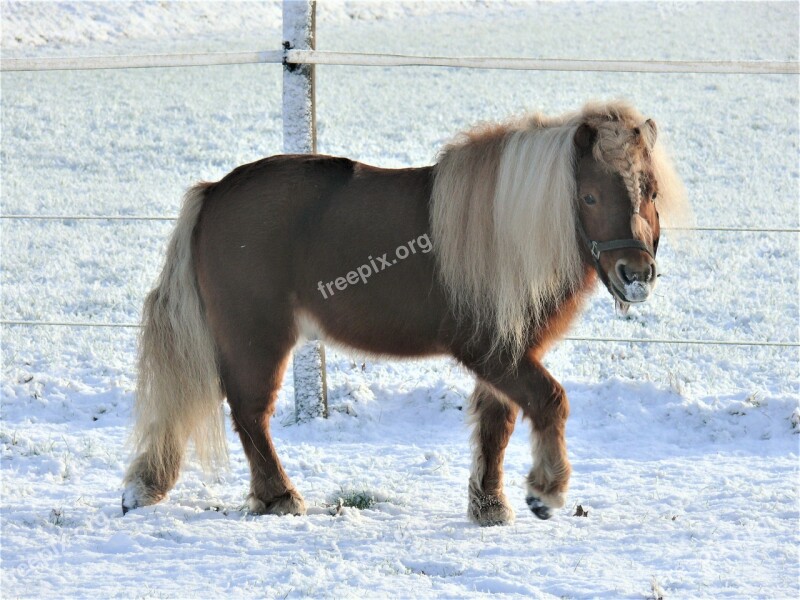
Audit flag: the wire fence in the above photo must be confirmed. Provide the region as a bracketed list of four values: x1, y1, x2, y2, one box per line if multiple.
[1, 214, 797, 234]
[3, 49, 798, 74]
[1, 319, 797, 348]
[3, 43, 798, 351]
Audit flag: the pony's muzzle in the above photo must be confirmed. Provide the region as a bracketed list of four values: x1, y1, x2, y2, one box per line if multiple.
[613, 258, 656, 303]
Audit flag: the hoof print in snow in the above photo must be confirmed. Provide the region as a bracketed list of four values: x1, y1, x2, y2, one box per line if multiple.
[525, 495, 552, 520]
[573, 504, 589, 517]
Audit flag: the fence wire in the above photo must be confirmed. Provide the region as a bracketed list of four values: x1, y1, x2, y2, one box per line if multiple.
[1, 215, 797, 234]
[3, 50, 798, 75]
[1, 320, 797, 348]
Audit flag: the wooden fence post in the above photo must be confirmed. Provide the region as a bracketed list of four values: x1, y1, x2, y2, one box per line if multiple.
[283, 0, 328, 421]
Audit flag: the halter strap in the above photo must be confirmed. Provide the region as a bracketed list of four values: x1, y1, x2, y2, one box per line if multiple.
[587, 237, 654, 260]
[576, 220, 654, 261]
[576, 220, 655, 294]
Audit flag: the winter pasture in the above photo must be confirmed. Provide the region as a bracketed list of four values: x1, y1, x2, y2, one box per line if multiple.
[1, 1, 798, 598]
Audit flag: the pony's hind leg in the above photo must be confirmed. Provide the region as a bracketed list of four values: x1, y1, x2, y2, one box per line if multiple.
[123, 424, 187, 513]
[467, 381, 519, 526]
[123, 253, 226, 515]
[219, 338, 306, 516]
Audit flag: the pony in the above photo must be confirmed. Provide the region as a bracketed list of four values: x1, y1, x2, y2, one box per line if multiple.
[122, 100, 688, 525]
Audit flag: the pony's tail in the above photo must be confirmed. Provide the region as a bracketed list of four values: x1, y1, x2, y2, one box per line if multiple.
[122, 183, 226, 511]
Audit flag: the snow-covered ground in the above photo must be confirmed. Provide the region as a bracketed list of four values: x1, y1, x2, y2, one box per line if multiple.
[1, 1, 798, 598]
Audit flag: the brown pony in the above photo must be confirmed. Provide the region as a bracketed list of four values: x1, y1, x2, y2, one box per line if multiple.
[122, 100, 687, 525]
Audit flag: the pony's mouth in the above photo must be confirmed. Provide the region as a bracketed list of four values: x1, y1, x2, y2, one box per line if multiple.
[609, 279, 651, 311]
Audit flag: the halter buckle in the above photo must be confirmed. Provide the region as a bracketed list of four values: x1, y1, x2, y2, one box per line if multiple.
[590, 241, 601, 260]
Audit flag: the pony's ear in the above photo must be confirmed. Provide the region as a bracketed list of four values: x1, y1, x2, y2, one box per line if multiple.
[573, 123, 596, 156]
[641, 118, 658, 149]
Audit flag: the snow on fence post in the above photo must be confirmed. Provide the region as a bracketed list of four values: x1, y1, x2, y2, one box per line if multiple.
[283, 0, 328, 421]
[283, 0, 316, 154]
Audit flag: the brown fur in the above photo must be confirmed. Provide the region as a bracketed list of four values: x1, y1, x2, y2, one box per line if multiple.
[122, 101, 686, 524]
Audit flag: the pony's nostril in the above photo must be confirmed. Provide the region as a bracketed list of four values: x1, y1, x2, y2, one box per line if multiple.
[620, 264, 634, 284]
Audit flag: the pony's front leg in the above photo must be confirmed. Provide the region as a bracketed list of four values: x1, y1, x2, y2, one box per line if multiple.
[462, 351, 571, 520]
[467, 382, 519, 526]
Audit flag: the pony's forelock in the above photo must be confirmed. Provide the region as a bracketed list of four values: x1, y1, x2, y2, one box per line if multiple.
[631, 213, 654, 248]
[580, 100, 692, 230]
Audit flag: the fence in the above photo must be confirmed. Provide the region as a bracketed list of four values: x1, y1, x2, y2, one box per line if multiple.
[4, 51, 798, 75]
[2, 1, 798, 418]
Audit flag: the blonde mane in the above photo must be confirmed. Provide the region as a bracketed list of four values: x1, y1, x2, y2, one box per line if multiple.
[430, 100, 688, 359]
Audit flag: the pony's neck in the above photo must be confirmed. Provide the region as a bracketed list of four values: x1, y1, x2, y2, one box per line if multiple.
[530, 264, 598, 359]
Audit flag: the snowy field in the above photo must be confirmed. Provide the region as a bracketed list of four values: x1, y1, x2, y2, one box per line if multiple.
[1, 1, 799, 598]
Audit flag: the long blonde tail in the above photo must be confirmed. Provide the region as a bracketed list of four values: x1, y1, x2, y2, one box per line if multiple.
[123, 183, 226, 509]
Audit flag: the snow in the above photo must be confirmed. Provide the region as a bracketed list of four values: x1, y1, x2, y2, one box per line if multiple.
[1, 1, 798, 598]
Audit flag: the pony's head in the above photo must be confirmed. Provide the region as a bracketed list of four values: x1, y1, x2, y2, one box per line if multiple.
[572, 103, 678, 313]
[431, 100, 688, 358]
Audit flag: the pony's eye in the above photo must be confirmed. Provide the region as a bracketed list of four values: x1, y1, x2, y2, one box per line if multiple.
[651, 191, 658, 201]
[583, 194, 597, 205]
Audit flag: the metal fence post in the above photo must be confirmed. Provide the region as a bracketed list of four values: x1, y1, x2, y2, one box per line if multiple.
[283, 0, 328, 421]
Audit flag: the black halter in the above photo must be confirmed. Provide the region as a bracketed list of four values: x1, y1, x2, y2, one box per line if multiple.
[576, 219, 655, 295]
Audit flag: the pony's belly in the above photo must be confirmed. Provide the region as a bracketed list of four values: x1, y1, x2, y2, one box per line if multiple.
[295, 310, 446, 358]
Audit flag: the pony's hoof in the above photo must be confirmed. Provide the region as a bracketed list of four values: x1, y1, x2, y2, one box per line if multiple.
[121, 482, 140, 515]
[121, 478, 167, 515]
[121, 496, 135, 516]
[525, 495, 553, 520]
[468, 494, 515, 526]
[247, 491, 307, 516]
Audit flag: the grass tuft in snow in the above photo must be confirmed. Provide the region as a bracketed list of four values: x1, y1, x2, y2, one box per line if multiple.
[337, 490, 378, 510]
[328, 487, 395, 511]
